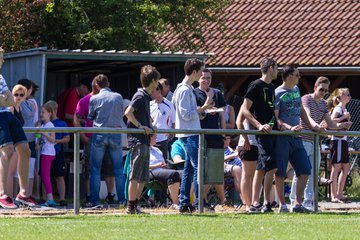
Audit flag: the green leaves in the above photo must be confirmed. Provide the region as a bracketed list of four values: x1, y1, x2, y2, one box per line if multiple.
[0, 0, 230, 52]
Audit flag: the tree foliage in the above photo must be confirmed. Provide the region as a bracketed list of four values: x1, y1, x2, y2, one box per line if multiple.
[0, 0, 230, 51]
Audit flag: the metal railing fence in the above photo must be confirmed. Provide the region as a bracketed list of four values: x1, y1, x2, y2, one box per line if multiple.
[23, 127, 360, 214]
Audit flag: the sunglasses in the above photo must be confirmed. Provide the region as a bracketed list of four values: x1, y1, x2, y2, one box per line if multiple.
[14, 93, 25, 97]
[318, 88, 329, 93]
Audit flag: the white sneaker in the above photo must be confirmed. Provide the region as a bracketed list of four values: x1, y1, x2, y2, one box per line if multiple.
[302, 200, 313, 210]
[169, 204, 180, 210]
[278, 204, 289, 213]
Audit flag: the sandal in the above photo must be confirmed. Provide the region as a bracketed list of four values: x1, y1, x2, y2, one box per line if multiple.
[339, 198, 351, 203]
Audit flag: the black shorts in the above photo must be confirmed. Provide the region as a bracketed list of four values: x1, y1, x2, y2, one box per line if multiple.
[330, 140, 349, 164]
[256, 135, 277, 171]
[239, 145, 258, 161]
[51, 152, 66, 177]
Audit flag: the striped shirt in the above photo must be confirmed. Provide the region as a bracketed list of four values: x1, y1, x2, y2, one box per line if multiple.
[300, 94, 328, 142]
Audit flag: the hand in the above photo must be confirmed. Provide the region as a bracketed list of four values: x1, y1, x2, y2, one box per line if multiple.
[259, 124, 272, 133]
[290, 125, 302, 132]
[160, 162, 167, 168]
[243, 141, 251, 151]
[313, 124, 326, 133]
[343, 112, 351, 120]
[342, 121, 352, 130]
[141, 125, 153, 135]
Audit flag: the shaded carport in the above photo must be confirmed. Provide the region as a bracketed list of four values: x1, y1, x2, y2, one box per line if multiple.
[3, 47, 207, 103]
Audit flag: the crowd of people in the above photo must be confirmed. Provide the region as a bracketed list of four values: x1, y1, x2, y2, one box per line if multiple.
[0, 46, 354, 214]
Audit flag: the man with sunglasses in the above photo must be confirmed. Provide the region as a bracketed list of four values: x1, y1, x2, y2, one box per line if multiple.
[274, 64, 324, 213]
[288, 76, 350, 210]
[0, 47, 36, 208]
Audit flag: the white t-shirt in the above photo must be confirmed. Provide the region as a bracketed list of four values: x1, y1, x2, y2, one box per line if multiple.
[150, 98, 175, 143]
[39, 121, 56, 156]
[149, 146, 165, 172]
[238, 118, 258, 147]
[331, 106, 348, 141]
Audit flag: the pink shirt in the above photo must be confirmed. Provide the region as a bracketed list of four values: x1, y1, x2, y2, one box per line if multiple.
[75, 94, 93, 138]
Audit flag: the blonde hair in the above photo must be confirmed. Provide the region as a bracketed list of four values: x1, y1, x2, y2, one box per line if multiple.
[12, 84, 27, 95]
[327, 88, 350, 113]
[44, 100, 58, 113]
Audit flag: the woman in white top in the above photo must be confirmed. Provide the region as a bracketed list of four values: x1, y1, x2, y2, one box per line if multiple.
[329, 88, 352, 203]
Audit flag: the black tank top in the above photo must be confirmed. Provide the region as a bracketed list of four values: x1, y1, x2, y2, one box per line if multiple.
[14, 107, 25, 126]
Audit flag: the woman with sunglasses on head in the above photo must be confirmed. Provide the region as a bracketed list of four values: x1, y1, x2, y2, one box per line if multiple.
[6, 85, 27, 198]
[329, 88, 352, 203]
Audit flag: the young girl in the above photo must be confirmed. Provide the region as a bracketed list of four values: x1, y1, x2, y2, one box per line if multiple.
[36, 103, 56, 207]
[329, 88, 352, 203]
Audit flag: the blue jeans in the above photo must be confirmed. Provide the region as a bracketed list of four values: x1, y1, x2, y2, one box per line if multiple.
[90, 133, 125, 204]
[179, 135, 199, 206]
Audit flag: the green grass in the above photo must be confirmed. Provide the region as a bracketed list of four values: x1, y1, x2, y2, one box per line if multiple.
[1, 213, 360, 239]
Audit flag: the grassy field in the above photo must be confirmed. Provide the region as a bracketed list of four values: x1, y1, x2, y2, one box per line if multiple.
[1, 213, 359, 240]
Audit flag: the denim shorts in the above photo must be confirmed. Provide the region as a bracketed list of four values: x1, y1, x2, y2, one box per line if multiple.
[275, 136, 311, 177]
[0, 112, 27, 148]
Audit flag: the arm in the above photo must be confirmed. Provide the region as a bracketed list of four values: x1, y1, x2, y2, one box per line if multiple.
[55, 135, 70, 145]
[240, 98, 272, 133]
[236, 110, 251, 150]
[149, 162, 167, 170]
[224, 151, 239, 162]
[42, 132, 56, 143]
[226, 105, 235, 129]
[124, 106, 152, 134]
[0, 89, 15, 107]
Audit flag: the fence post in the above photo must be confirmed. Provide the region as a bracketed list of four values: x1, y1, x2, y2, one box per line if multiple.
[198, 133, 205, 213]
[313, 133, 320, 212]
[73, 131, 80, 215]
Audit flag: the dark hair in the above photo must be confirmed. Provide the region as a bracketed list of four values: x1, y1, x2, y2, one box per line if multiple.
[202, 68, 213, 78]
[93, 74, 109, 88]
[184, 58, 204, 76]
[260, 57, 277, 74]
[156, 82, 163, 91]
[17, 78, 39, 97]
[159, 78, 170, 86]
[281, 64, 298, 81]
[140, 65, 160, 88]
[315, 76, 330, 87]
[80, 77, 92, 92]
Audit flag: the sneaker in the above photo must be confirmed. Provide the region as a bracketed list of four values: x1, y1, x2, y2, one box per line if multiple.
[15, 194, 36, 207]
[41, 200, 56, 207]
[204, 202, 215, 212]
[59, 200, 68, 207]
[0, 195, 18, 209]
[248, 203, 262, 213]
[105, 193, 115, 204]
[169, 204, 180, 210]
[291, 204, 313, 213]
[302, 200, 313, 210]
[135, 205, 149, 214]
[82, 202, 102, 209]
[261, 202, 273, 213]
[179, 204, 196, 213]
[277, 204, 289, 213]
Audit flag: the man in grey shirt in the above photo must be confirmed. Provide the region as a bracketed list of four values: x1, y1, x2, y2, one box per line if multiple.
[87, 74, 125, 207]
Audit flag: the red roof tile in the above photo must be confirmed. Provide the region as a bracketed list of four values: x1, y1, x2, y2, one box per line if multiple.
[157, 0, 360, 67]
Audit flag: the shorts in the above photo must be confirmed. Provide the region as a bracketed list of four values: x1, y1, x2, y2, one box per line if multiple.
[239, 145, 258, 161]
[0, 112, 27, 148]
[28, 141, 37, 158]
[51, 152, 66, 177]
[129, 143, 150, 183]
[149, 169, 181, 186]
[256, 135, 277, 171]
[330, 140, 349, 164]
[275, 136, 311, 177]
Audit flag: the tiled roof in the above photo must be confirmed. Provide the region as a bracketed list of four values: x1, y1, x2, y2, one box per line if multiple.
[157, 0, 360, 67]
